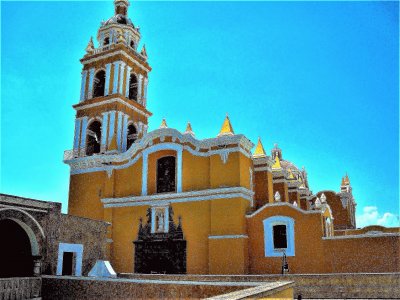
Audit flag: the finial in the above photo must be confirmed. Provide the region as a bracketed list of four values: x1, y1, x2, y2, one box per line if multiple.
[114, 0, 130, 16]
[274, 191, 281, 202]
[320, 193, 327, 203]
[293, 201, 298, 207]
[160, 118, 168, 128]
[272, 155, 281, 170]
[253, 137, 267, 157]
[85, 37, 95, 54]
[217, 114, 234, 137]
[140, 45, 148, 59]
[184, 121, 195, 136]
[315, 197, 321, 209]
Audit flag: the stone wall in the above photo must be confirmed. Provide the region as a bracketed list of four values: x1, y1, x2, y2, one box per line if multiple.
[120, 272, 400, 299]
[0, 277, 41, 300]
[41, 276, 260, 300]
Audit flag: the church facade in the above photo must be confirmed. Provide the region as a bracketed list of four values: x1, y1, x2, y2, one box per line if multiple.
[64, 0, 400, 275]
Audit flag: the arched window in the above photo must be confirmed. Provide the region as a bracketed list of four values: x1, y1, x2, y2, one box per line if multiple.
[93, 70, 106, 98]
[86, 120, 102, 156]
[157, 156, 176, 193]
[130, 40, 135, 49]
[104, 37, 110, 46]
[126, 124, 137, 150]
[128, 73, 138, 101]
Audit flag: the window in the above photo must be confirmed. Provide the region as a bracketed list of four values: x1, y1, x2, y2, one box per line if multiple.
[56, 243, 83, 276]
[263, 216, 295, 257]
[126, 124, 137, 150]
[93, 70, 106, 98]
[157, 156, 176, 193]
[273, 225, 287, 249]
[130, 40, 135, 49]
[86, 121, 102, 156]
[104, 37, 110, 46]
[128, 73, 138, 101]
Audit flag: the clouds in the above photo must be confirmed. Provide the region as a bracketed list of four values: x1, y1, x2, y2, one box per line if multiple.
[356, 206, 400, 228]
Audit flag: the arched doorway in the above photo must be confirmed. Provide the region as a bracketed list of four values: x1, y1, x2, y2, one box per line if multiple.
[0, 219, 34, 277]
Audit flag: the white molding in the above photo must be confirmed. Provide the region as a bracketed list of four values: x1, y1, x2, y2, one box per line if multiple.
[246, 202, 321, 219]
[105, 63, 111, 96]
[81, 49, 151, 72]
[74, 97, 151, 118]
[80, 71, 87, 102]
[323, 233, 400, 240]
[101, 186, 254, 208]
[65, 128, 254, 174]
[56, 243, 84, 276]
[87, 68, 95, 99]
[254, 166, 272, 172]
[208, 235, 248, 239]
[112, 61, 121, 94]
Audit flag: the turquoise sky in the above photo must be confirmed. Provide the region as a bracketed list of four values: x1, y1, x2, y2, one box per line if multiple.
[1, 1, 399, 226]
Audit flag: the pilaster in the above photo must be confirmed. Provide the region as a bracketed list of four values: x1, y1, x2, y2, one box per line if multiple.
[79, 71, 88, 102]
[87, 68, 95, 99]
[105, 63, 111, 96]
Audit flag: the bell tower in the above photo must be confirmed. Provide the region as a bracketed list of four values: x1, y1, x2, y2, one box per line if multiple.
[72, 0, 151, 157]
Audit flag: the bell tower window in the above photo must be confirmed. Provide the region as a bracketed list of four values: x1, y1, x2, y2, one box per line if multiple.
[103, 37, 110, 46]
[93, 70, 106, 98]
[126, 124, 138, 150]
[128, 73, 138, 101]
[157, 156, 176, 193]
[130, 40, 135, 49]
[85, 120, 102, 156]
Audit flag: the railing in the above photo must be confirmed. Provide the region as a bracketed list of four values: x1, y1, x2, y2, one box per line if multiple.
[89, 43, 147, 62]
[0, 277, 41, 300]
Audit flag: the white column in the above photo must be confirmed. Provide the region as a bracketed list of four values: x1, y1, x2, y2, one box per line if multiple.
[105, 63, 111, 96]
[116, 112, 123, 151]
[100, 33, 104, 47]
[79, 71, 87, 102]
[125, 66, 132, 98]
[137, 74, 143, 103]
[101, 112, 109, 152]
[164, 206, 169, 232]
[143, 77, 148, 106]
[73, 118, 82, 156]
[119, 62, 126, 94]
[112, 62, 120, 94]
[141, 154, 148, 196]
[177, 149, 182, 193]
[151, 208, 156, 233]
[121, 114, 129, 151]
[79, 117, 88, 156]
[87, 68, 95, 99]
[107, 111, 116, 147]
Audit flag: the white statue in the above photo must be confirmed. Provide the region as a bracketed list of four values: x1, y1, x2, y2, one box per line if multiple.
[274, 191, 281, 202]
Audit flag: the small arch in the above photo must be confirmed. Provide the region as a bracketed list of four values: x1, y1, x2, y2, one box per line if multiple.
[93, 70, 106, 98]
[86, 120, 102, 156]
[128, 73, 138, 101]
[157, 156, 176, 193]
[130, 40, 135, 49]
[104, 37, 110, 46]
[126, 123, 138, 150]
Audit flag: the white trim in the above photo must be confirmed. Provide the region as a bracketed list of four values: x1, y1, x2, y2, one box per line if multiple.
[112, 61, 121, 94]
[246, 202, 321, 218]
[87, 68, 95, 99]
[137, 74, 143, 102]
[74, 97, 151, 118]
[263, 216, 295, 257]
[107, 111, 116, 147]
[56, 243, 84, 276]
[102, 187, 253, 208]
[117, 112, 123, 150]
[73, 118, 82, 150]
[121, 114, 129, 151]
[104, 63, 111, 96]
[0, 207, 46, 240]
[254, 166, 272, 172]
[208, 235, 248, 239]
[125, 67, 132, 98]
[141, 143, 183, 195]
[119, 62, 125, 94]
[323, 233, 400, 240]
[101, 112, 109, 151]
[79, 71, 87, 102]
[79, 117, 88, 156]
[81, 50, 151, 72]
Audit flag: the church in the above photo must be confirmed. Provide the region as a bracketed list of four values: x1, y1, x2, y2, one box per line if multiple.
[64, 0, 399, 275]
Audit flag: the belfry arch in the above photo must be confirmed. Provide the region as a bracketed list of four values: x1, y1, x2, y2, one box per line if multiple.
[126, 123, 138, 150]
[0, 208, 45, 277]
[85, 120, 102, 156]
[128, 73, 138, 101]
[93, 70, 106, 98]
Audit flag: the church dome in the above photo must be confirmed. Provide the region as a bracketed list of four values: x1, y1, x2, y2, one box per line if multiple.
[103, 14, 135, 28]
